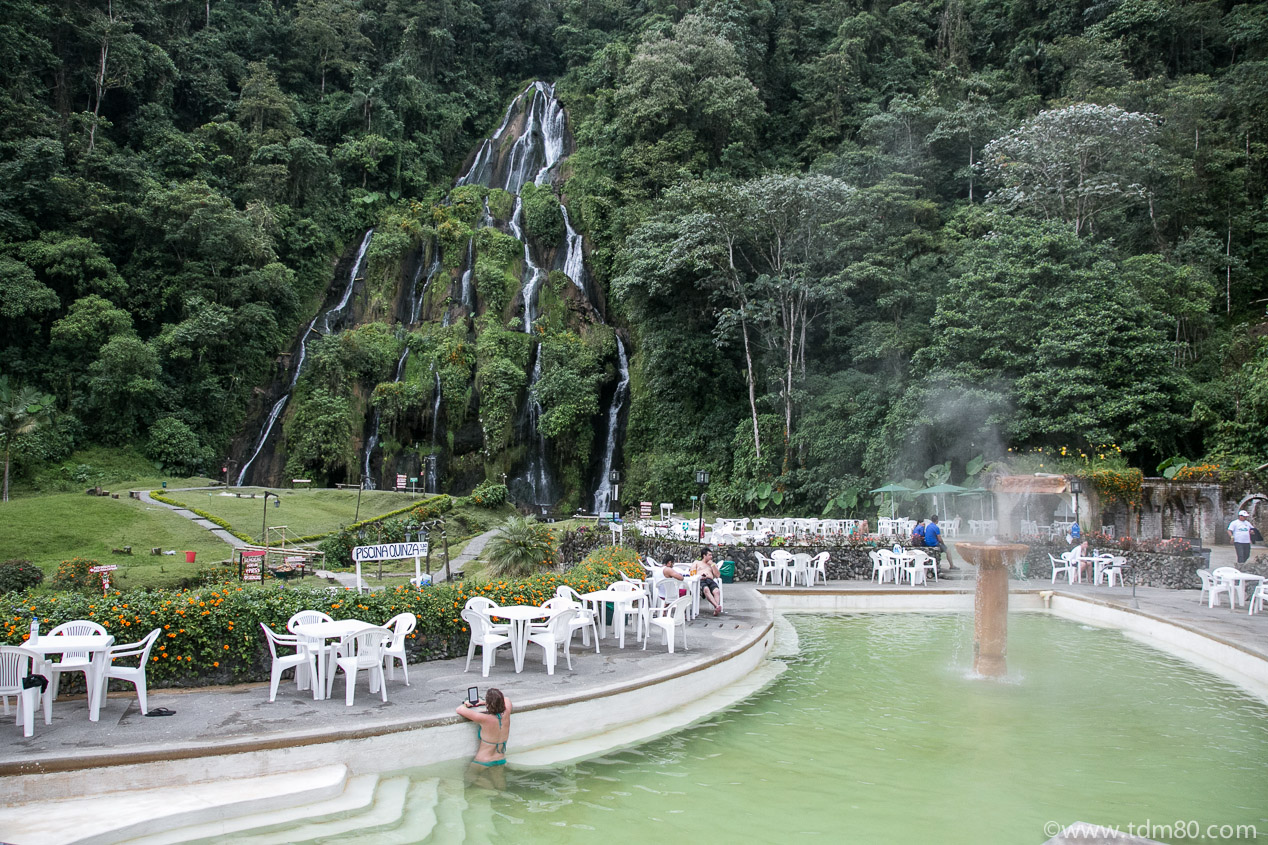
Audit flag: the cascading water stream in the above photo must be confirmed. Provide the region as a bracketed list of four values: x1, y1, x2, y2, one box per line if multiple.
[237, 229, 373, 486]
[560, 206, 589, 301]
[363, 253, 442, 490]
[459, 238, 475, 308]
[592, 335, 629, 514]
[426, 368, 442, 493]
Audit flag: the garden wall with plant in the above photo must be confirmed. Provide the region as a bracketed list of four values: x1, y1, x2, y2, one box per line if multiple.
[0, 551, 643, 691]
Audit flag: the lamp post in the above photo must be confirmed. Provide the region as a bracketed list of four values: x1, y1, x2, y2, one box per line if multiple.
[608, 470, 621, 518]
[355, 479, 364, 522]
[262, 492, 281, 547]
[695, 470, 710, 541]
[1069, 478, 1084, 530]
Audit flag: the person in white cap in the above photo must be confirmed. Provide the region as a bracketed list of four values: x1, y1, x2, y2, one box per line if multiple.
[1228, 510, 1254, 564]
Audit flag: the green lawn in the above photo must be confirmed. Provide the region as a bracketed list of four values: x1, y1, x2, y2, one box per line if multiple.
[0, 491, 235, 588]
[174, 487, 425, 543]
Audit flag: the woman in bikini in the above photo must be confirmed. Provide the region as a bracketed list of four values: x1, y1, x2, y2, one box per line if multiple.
[458, 688, 511, 787]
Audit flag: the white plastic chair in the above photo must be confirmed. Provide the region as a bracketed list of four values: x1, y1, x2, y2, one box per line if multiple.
[260, 624, 318, 702]
[869, 550, 895, 584]
[644, 596, 692, 653]
[526, 609, 575, 675]
[787, 553, 812, 588]
[1212, 566, 1243, 608]
[1198, 569, 1234, 609]
[1098, 556, 1126, 587]
[902, 551, 927, 586]
[105, 628, 161, 715]
[0, 646, 41, 737]
[608, 581, 650, 645]
[771, 549, 794, 585]
[756, 552, 783, 586]
[287, 609, 334, 691]
[911, 549, 938, 583]
[465, 597, 510, 635]
[1248, 583, 1265, 616]
[1049, 553, 1076, 585]
[811, 552, 830, 585]
[553, 587, 600, 651]
[1196, 569, 1214, 604]
[382, 613, 417, 685]
[45, 620, 107, 705]
[462, 608, 512, 677]
[328, 627, 391, 705]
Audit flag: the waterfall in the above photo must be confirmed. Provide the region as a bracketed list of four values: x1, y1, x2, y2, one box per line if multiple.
[459, 237, 475, 309]
[560, 205, 589, 300]
[592, 335, 629, 515]
[508, 197, 546, 332]
[237, 229, 373, 486]
[363, 252, 442, 491]
[522, 348, 554, 505]
[426, 368, 442, 493]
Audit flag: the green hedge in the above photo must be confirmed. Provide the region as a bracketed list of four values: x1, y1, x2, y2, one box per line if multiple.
[0, 555, 645, 689]
[149, 490, 255, 543]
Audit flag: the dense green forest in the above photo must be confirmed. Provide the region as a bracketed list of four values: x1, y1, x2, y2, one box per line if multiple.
[1, 0, 1266, 513]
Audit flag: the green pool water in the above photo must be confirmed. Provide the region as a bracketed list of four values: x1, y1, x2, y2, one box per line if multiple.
[279, 614, 1268, 844]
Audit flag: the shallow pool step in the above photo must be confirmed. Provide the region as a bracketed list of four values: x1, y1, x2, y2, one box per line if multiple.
[0, 764, 350, 845]
[313, 778, 441, 843]
[144, 775, 411, 845]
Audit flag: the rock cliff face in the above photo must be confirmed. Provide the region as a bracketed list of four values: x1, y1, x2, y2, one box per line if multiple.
[232, 82, 628, 512]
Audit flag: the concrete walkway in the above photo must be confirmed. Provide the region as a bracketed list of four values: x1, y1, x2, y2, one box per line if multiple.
[0, 583, 771, 779]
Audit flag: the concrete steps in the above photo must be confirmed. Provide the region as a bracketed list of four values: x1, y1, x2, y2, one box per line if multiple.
[0, 765, 349, 845]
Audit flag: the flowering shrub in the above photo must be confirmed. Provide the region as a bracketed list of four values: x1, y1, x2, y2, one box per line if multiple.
[1087, 467, 1143, 507]
[464, 481, 508, 507]
[0, 559, 43, 593]
[0, 555, 647, 688]
[50, 557, 101, 591]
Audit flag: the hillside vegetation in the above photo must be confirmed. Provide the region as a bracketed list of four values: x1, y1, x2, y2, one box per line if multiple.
[1, 0, 1266, 514]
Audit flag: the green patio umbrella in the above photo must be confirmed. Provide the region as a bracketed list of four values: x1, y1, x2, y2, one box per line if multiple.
[956, 486, 992, 521]
[916, 483, 968, 521]
[871, 483, 915, 518]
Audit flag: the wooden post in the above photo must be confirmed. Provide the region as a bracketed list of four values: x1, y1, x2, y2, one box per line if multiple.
[442, 520, 450, 581]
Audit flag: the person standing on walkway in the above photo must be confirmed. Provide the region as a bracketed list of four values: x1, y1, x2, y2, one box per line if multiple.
[1228, 510, 1254, 565]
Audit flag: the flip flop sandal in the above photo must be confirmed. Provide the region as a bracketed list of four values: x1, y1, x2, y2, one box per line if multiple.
[145, 707, 175, 717]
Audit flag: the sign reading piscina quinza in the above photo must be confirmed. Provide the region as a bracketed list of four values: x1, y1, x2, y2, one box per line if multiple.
[351, 540, 429, 563]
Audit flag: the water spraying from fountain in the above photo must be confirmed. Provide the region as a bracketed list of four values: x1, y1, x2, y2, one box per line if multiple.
[592, 336, 629, 514]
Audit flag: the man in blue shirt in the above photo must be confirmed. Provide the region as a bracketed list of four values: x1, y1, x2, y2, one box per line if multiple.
[925, 515, 955, 569]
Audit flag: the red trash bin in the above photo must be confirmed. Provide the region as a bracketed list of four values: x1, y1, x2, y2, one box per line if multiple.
[185, 551, 196, 563]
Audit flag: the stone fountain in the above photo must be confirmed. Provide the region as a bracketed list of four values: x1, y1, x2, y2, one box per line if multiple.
[954, 540, 1030, 678]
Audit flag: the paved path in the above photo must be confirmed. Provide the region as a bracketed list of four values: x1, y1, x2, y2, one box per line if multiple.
[444, 527, 499, 579]
[139, 489, 247, 550]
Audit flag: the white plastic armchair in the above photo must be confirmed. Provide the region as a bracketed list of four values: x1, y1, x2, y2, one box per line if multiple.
[45, 620, 107, 704]
[553, 587, 600, 651]
[1211, 566, 1243, 607]
[755, 552, 782, 586]
[260, 623, 318, 703]
[105, 628, 162, 715]
[1049, 553, 1076, 585]
[1197, 569, 1234, 609]
[870, 550, 898, 585]
[1098, 556, 1127, 587]
[465, 597, 510, 635]
[0, 646, 42, 737]
[462, 608, 512, 677]
[382, 613, 417, 685]
[644, 596, 691, 653]
[911, 549, 938, 583]
[1248, 582, 1265, 616]
[286, 609, 334, 689]
[787, 553, 812, 588]
[526, 609, 575, 675]
[811, 552, 830, 585]
[328, 627, 391, 705]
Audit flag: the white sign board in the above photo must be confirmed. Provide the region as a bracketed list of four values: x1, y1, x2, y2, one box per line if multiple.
[352, 542, 428, 563]
[396, 474, 407, 490]
[350, 540, 429, 593]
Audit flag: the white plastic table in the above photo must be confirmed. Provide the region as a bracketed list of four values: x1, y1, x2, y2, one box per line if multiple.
[26, 634, 115, 722]
[579, 589, 644, 645]
[488, 606, 550, 672]
[292, 619, 374, 699]
[1217, 572, 1264, 610]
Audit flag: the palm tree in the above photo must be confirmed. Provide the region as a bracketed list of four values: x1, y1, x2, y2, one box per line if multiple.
[485, 515, 555, 577]
[0, 377, 54, 502]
